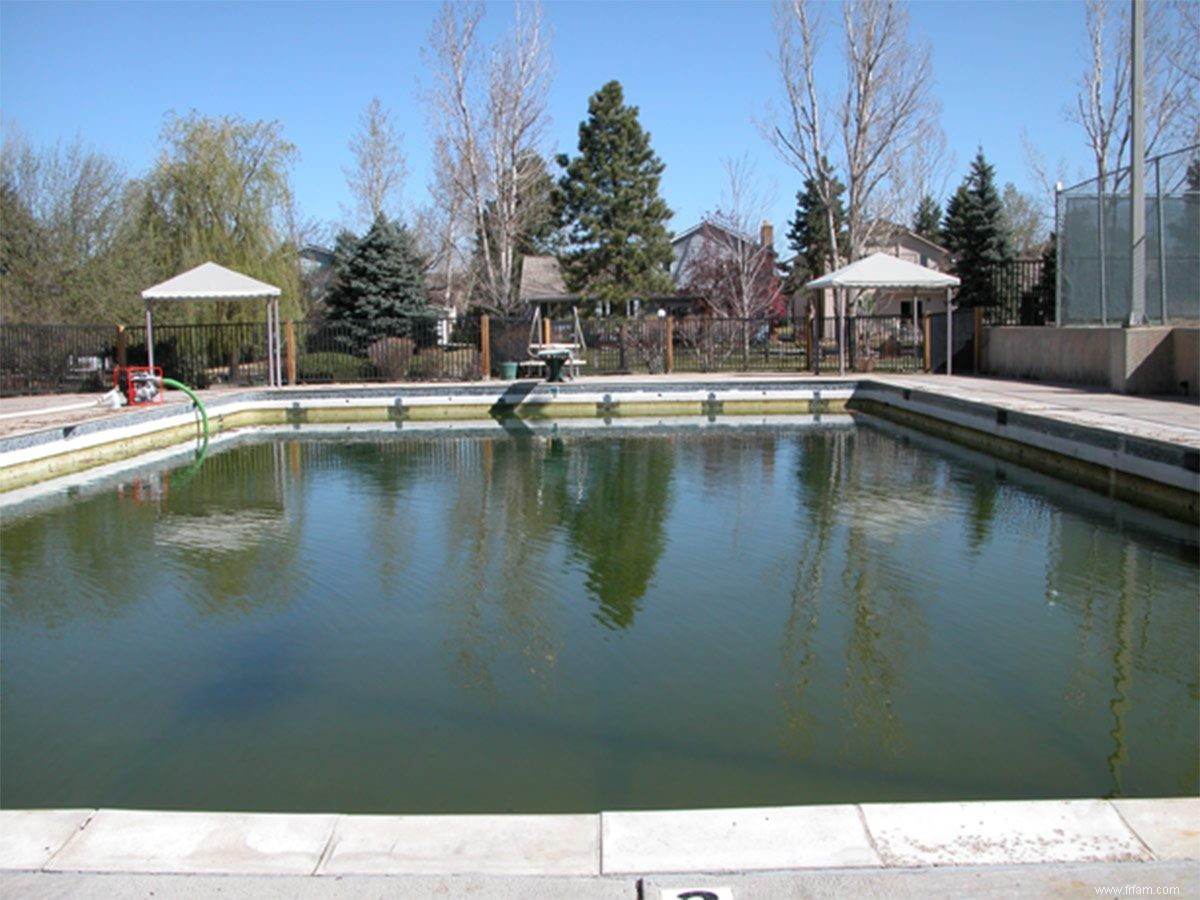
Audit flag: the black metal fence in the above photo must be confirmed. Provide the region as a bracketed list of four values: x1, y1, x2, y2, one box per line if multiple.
[0, 324, 120, 395]
[2, 313, 934, 394]
[980, 257, 1052, 326]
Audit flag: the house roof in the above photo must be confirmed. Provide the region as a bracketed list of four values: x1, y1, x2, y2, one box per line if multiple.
[142, 262, 281, 301]
[520, 255, 570, 300]
[805, 252, 960, 290]
[866, 220, 950, 256]
[672, 220, 757, 248]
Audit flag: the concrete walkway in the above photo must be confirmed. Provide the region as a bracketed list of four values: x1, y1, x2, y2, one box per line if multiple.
[2, 799, 1197, 898]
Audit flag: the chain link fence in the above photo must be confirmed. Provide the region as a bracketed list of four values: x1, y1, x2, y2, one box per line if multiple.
[1057, 144, 1199, 325]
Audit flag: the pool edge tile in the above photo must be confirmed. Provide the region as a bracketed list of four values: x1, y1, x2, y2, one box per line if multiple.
[0, 809, 95, 871]
[860, 799, 1152, 867]
[600, 804, 880, 874]
[43, 809, 338, 875]
[1110, 798, 1200, 861]
[317, 813, 600, 876]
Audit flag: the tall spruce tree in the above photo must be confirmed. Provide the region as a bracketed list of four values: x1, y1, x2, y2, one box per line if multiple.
[325, 213, 428, 347]
[941, 150, 1010, 307]
[555, 81, 674, 304]
[912, 195, 942, 244]
[784, 164, 847, 292]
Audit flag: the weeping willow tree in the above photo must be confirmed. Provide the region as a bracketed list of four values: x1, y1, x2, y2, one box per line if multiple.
[137, 112, 303, 324]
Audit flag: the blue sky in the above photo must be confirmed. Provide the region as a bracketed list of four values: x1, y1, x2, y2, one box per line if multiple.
[2, 0, 1096, 247]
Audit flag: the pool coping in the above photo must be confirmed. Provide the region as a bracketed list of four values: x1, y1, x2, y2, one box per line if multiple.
[1, 798, 1196, 877]
[1, 375, 1195, 520]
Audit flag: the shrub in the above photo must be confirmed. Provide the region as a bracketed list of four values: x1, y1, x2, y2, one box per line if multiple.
[296, 352, 375, 383]
[415, 348, 448, 381]
[367, 336, 415, 381]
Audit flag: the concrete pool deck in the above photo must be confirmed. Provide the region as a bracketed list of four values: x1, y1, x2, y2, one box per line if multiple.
[1, 799, 1197, 898]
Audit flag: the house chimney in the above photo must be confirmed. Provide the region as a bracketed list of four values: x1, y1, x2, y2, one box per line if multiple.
[760, 220, 774, 249]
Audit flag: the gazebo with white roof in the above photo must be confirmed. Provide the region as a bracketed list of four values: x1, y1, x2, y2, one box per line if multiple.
[805, 252, 961, 376]
[141, 262, 284, 387]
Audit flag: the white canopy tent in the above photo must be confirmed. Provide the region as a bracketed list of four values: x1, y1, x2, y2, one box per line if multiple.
[141, 262, 284, 387]
[805, 252, 961, 375]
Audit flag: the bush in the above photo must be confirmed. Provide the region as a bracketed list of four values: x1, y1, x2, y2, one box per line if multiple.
[415, 348, 448, 381]
[367, 336, 415, 381]
[297, 352, 376, 383]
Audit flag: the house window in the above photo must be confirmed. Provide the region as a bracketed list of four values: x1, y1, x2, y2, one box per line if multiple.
[900, 300, 923, 319]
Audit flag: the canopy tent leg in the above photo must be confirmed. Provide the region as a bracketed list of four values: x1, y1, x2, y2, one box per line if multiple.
[145, 305, 155, 371]
[271, 301, 279, 388]
[946, 287, 953, 376]
[837, 288, 846, 377]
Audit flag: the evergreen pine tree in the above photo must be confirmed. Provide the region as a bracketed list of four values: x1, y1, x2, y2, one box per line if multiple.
[783, 165, 847, 292]
[325, 213, 429, 348]
[912, 195, 942, 244]
[555, 81, 675, 304]
[941, 149, 1011, 307]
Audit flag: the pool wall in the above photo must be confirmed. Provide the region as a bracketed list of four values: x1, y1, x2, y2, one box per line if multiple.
[0, 378, 1195, 522]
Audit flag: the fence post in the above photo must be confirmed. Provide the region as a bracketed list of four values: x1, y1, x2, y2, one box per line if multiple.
[665, 315, 674, 373]
[619, 321, 628, 371]
[285, 320, 297, 385]
[480, 314, 491, 379]
[923, 313, 933, 372]
[116, 325, 127, 368]
[973, 307, 984, 374]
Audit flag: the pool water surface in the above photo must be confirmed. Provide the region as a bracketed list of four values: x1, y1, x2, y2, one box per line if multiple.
[2, 417, 1196, 813]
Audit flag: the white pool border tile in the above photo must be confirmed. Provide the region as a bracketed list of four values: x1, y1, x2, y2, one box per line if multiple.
[3, 799, 1194, 877]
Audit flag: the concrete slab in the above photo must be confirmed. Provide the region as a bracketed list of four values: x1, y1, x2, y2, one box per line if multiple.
[0, 809, 93, 870]
[45, 809, 337, 875]
[861, 800, 1150, 867]
[601, 804, 880, 874]
[1112, 798, 1200, 861]
[642, 860, 1200, 899]
[318, 813, 599, 876]
[0, 870, 635, 899]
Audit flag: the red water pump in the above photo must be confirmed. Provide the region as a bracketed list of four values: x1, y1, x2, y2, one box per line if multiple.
[113, 366, 163, 406]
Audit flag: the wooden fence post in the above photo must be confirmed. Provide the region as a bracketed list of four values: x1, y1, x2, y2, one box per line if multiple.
[923, 313, 933, 372]
[285, 320, 297, 385]
[116, 325, 127, 368]
[665, 315, 674, 373]
[480, 314, 491, 379]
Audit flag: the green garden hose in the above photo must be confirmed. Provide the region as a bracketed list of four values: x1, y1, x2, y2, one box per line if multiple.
[161, 377, 209, 453]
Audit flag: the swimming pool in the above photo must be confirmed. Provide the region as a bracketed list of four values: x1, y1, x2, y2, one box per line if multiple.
[1, 416, 1196, 813]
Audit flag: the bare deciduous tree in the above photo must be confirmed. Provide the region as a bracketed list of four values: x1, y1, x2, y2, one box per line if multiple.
[345, 97, 407, 228]
[679, 157, 782, 320]
[769, 0, 940, 270]
[413, 134, 475, 313]
[423, 0, 551, 314]
[1070, 0, 1196, 189]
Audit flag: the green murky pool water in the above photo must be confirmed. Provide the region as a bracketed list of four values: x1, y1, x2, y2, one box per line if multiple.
[2, 416, 1196, 813]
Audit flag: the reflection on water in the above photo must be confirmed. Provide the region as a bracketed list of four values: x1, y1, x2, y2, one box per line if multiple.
[1, 417, 1196, 813]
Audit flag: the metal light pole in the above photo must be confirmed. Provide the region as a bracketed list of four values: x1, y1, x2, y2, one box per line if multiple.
[1128, 0, 1147, 326]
